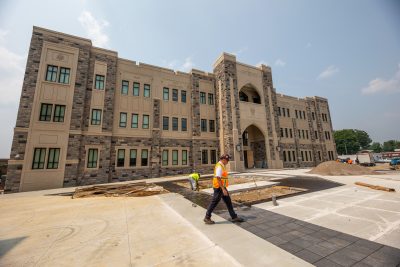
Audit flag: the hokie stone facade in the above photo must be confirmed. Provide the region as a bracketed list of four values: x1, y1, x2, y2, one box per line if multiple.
[5, 27, 336, 192]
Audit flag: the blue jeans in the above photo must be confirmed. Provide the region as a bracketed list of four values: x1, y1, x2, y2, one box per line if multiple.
[205, 188, 237, 219]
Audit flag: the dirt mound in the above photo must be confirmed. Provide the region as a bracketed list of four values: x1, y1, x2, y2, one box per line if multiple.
[309, 161, 377, 176]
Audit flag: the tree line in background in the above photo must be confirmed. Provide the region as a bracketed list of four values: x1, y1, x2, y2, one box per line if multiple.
[333, 129, 400, 155]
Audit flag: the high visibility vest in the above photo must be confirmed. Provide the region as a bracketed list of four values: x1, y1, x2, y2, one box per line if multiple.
[213, 162, 229, 188]
[189, 173, 200, 181]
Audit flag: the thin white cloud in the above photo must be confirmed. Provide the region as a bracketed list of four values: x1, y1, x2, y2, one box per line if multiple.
[275, 59, 286, 67]
[0, 29, 25, 104]
[317, 65, 339, 80]
[361, 64, 400, 95]
[180, 57, 194, 72]
[78, 11, 109, 48]
[256, 61, 269, 67]
[164, 57, 195, 72]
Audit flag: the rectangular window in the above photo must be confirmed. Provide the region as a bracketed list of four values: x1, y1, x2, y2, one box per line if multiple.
[289, 128, 293, 138]
[163, 87, 169, 100]
[133, 82, 140, 96]
[200, 92, 206, 104]
[288, 150, 292, 162]
[91, 109, 102, 125]
[163, 116, 169, 130]
[144, 84, 150, 98]
[301, 151, 304, 161]
[315, 131, 318, 139]
[181, 90, 186, 103]
[312, 112, 315, 120]
[142, 115, 149, 129]
[295, 110, 298, 118]
[181, 118, 187, 131]
[209, 120, 215, 132]
[282, 108, 286, 117]
[39, 103, 52, 121]
[32, 148, 46, 169]
[119, 112, 127, 127]
[162, 150, 169, 166]
[172, 89, 178, 102]
[278, 107, 281, 116]
[87, 148, 98, 168]
[172, 117, 178, 131]
[131, 113, 138, 128]
[130, 149, 137, 167]
[182, 150, 188, 165]
[201, 150, 208, 164]
[292, 151, 296, 161]
[117, 149, 125, 167]
[280, 128, 284, 138]
[58, 67, 70, 84]
[208, 93, 214, 105]
[47, 148, 60, 169]
[46, 65, 58, 82]
[287, 109, 290, 117]
[298, 129, 301, 138]
[53, 105, 66, 122]
[303, 111, 306, 119]
[172, 150, 178, 165]
[302, 130, 305, 139]
[305, 151, 309, 161]
[211, 150, 217, 164]
[201, 119, 207, 132]
[318, 151, 321, 161]
[309, 151, 312, 161]
[121, 80, 129, 95]
[285, 128, 288, 138]
[306, 130, 309, 139]
[95, 75, 105, 90]
[141, 149, 148, 166]
[283, 151, 287, 162]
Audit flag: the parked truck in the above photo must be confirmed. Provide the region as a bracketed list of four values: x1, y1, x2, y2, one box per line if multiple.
[356, 151, 376, 167]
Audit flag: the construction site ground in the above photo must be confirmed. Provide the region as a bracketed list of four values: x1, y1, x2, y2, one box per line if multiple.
[1, 168, 400, 266]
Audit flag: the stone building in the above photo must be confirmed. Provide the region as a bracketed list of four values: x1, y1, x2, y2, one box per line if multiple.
[5, 27, 336, 192]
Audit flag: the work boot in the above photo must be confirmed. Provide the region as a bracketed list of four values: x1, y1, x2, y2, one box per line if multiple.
[231, 216, 244, 223]
[203, 217, 215, 224]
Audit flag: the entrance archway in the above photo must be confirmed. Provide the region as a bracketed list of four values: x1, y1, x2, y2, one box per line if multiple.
[239, 83, 261, 104]
[242, 125, 267, 168]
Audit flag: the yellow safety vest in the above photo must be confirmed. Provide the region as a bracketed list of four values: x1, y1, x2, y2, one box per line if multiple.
[212, 162, 229, 188]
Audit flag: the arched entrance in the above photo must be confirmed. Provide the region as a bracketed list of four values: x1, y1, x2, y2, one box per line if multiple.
[239, 83, 261, 104]
[242, 125, 267, 168]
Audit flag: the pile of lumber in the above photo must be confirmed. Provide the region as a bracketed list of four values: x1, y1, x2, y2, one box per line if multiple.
[72, 182, 168, 198]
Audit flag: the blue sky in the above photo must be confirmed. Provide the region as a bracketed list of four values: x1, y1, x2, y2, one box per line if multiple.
[0, 0, 399, 157]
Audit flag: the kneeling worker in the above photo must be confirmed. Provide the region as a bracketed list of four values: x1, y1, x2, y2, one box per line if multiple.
[204, 154, 244, 224]
[188, 172, 200, 191]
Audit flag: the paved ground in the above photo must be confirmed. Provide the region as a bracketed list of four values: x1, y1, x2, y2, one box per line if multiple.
[1, 169, 400, 266]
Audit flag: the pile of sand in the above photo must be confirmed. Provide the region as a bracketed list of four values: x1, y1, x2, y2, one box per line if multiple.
[309, 161, 377, 176]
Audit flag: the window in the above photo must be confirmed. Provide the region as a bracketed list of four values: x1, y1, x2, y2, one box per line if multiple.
[133, 82, 140, 96]
[298, 129, 301, 138]
[130, 149, 137, 167]
[163, 87, 169, 100]
[47, 148, 60, 169]
[163, 116, 169, 130]
[302, 130, 305, 139]
[306, 130, 309, 139]
[285, 128, 288, 138]
[211, 150, 217, 164]
[200, 92, 206, 104]
[305, 151, 309, 161]
[289, 128, 293, 138]
[46, 65, 58, 82]
[32, 148, 46, 169]
[288, 150, 292, 162]
[142, 115, 149, 129]
[283, 151, 287, 162]
[117, 149, 125, 167]
[282, 108, 286, 117]
[303, 111, 306, 119]
[182, 150, 188, 165]
[141, 149, 148, 166]
[240, 92, 249, 102]
[201, 150, 208, 164]
[208, 93, 214, 105]
[172, 150, 178, 165]
[295, 110, 298, 118]
[280, 128, 284, 138]
[162, 150, 168, 166]
[181, 90, 186, 103]
[87, 148, 98, 168]
[131, 114, 138, 128]
[209, 120, 215, 132]
[119, 113, 127, 127]
[172, 89, 178, 102]
[287, 109, 290, 117]
[318, 151, 321, 161]
[301, 151, 304, 161]
[201, 119, 207, 132]
[292, 151, 296, 161]
[39, 103, 52, 121]
[315, 131, 318, 139]
[91, 109, 102, 125]
[181, 118, 187, 131]
[278, 107, 281, 116]
[58, 67, 70, 84]
[53, 105, 66, 122]
[144, 84, 150, 98]
[309, 151, 312, 161]
[312, 112, 315, 120]
[95, 75, 105, 90]
[172, 117, 178, 131]
[121, 80, 129, 95]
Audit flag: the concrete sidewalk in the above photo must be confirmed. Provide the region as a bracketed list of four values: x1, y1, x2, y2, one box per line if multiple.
[0, 188, 310, 266]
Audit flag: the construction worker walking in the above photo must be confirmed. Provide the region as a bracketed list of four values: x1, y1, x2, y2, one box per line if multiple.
[204, 154, 244, 224]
